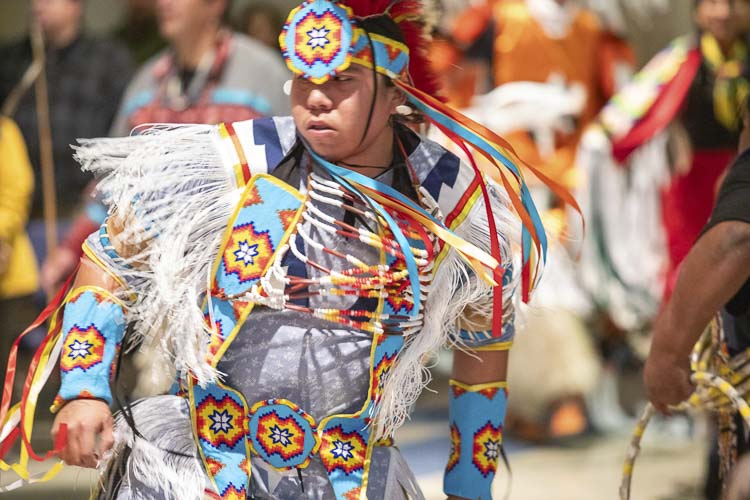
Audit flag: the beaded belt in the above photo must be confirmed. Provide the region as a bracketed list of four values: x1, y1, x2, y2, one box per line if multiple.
[248, 398, 394, 471]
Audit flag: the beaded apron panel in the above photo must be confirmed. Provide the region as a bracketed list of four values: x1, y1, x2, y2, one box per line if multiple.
[191, 174, 305, 499]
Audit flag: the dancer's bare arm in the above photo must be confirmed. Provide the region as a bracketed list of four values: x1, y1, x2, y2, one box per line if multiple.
[50, 211, 137, 468]
[645, 221, 750, 414]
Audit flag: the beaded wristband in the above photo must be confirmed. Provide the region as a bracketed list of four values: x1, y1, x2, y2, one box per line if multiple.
[51, 286, 126, 413]
[444, 379, 508, 499]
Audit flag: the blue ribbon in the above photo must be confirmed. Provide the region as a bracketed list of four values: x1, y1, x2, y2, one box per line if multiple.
[404, 94, 548, 268]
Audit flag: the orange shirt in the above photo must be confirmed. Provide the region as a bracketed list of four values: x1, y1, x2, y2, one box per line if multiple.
[478, 0, 631, 189]
[429, 37, 479, 109]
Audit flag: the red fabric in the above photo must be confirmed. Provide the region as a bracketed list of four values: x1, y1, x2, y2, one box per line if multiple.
[61, 213, 100, 255]
[612, 48, 702, 163]
[661, 149, 735, 300]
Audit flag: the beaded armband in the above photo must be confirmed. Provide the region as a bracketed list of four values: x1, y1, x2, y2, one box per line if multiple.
[80, 217, 138, 297]
[444, 379, 508, 500]
[458, 307, 515, 352]
[51, 286, 126, 413]
[457, 264, 516, 352]
[88, 216, 133, 271]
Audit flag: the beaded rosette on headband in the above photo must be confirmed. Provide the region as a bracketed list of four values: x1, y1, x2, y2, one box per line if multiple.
[280, 0, 582, 333]
[280, 0, 411, 83]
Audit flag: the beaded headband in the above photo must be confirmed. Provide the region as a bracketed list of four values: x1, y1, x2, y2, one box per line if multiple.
[279, 0, 410, 84]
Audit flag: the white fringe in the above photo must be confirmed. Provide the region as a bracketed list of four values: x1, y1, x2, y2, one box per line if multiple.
[373, 178, 522, 439]
[575, 128, 668, 330]
[75, 124, 237, 384]
[99, 396, 205, 500]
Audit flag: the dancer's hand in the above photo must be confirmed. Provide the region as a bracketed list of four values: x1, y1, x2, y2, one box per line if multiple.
[643, 353, 694, 416]
[51, 399, 114, 468]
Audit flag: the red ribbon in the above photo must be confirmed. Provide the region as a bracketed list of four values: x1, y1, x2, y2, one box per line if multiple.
[0, 266, 78, 461]
[612, 48, 702, 163]
[449, 135, 505, 338]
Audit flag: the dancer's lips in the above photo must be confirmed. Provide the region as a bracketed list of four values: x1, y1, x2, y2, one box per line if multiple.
[306, 120, 337, 140]
[307, 120, 335, 132]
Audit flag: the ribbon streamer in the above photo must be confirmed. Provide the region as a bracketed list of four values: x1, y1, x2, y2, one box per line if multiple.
[0, 269, 77, 489]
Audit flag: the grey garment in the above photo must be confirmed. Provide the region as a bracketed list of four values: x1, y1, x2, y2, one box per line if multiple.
[249, 447, 423, 500]
[218, 34, 291, 115]
[219, 309, 373, 420]
[98, 396, 206, 500]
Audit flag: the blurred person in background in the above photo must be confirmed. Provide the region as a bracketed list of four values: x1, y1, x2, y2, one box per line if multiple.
[580, 2, 750, 496]
[115, 0, 166, 64]
[448, 0, 634, 190]
[0, 116, 40, 386]
[433, 0, 636, 442]
[40, 0, 290, 296]
[590, 0, 750, 303]
[110, 0, 289, 136]
[234, 1, 285, 51]
[0, 0, 134, 267]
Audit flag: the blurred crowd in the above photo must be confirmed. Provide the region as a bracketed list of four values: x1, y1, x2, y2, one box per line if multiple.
[2, 0, 750, 498]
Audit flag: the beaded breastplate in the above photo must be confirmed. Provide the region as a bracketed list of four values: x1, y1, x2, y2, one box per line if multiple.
[234, 170, 435, 335]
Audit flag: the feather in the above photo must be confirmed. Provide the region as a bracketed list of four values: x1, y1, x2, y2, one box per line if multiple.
[75, 124, 238, 385]
[399, 15, 442, 98]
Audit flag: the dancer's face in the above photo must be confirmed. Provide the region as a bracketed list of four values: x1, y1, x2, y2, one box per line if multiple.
[157, 0, 225, 42]
[31, 0, 82, 37]
[291, 64, 402, 165]
[695, 0, 737, 46]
